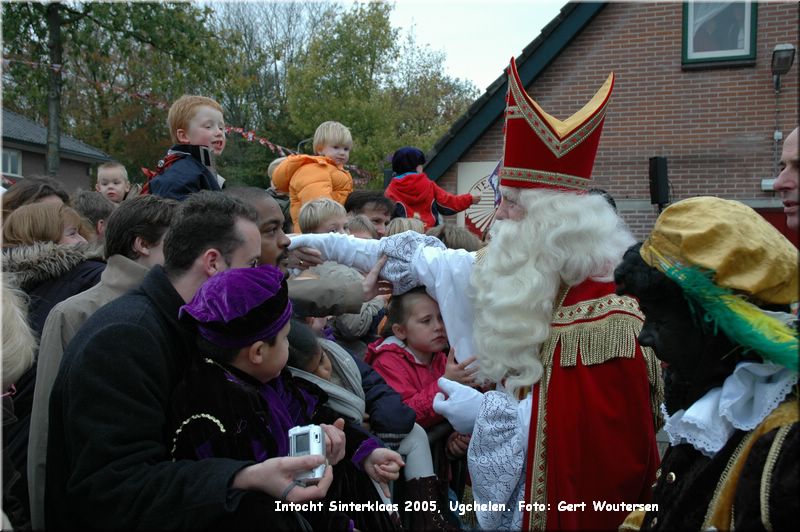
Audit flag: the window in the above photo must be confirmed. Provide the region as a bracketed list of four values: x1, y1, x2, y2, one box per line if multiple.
[682, 1, 757, 66]
[2, 149, 22, 177]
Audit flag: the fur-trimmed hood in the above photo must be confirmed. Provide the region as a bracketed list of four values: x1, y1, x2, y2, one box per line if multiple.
[2, 241, 104, 291]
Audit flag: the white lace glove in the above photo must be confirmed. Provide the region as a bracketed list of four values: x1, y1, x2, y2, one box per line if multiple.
[432, 377, 483, 433]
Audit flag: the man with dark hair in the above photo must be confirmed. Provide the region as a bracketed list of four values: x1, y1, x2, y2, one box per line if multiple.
[102, 196, 178, 262]
[162, 191, 259, 275]
[70, 190, 115, 242]
[28, 194, 176, 529]
[45, 191, 331, 529]
[344, 190, 394, 238]
[224, 186, 390, 318]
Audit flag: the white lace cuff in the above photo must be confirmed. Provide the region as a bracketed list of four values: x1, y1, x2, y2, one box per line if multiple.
[288, 231, 446, 294]
[377, 231, 446, 294]
[469, 391, 526, 530]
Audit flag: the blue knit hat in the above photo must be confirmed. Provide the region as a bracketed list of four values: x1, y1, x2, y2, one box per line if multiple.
[391, 147, 426, 174]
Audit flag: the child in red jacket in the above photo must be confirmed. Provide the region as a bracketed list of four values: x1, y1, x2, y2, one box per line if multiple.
[384, 147, 479, 230]
[364, 288, 477, 430]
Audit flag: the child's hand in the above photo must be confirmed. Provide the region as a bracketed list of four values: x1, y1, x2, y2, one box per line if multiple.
[471, 193, 481, 204]
[320, 418, 346, 465]
[445, 431, 471, 459]
[363, 448, 405, 497]
[443, 347, 478, 386]
[232, 455, 333, 502]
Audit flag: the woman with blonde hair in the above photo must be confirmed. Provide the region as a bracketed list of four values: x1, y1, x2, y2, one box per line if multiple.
[2, 204, 105, 525]
[3, 202, 90, 247]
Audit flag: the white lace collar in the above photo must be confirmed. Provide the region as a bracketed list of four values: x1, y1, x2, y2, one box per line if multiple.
[662, 361, 797, 457]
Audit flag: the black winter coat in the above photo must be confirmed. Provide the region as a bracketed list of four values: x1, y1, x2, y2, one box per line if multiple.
[1, 242, 104, 526]
[45, 266, 252, 530]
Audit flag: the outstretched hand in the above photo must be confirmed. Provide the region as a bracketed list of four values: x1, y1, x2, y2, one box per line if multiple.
[362, 255, 392, 301]
[443, 347, 478, 386]
[286, 246, 323, 270]
[432, 377, 483, 433]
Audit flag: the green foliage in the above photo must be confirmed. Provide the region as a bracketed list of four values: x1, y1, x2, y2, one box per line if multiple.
[2, 0, 479, 188]
[3, 1, 233, 182]
[286, 1, 478, 179]
[215, 135, 273, 189]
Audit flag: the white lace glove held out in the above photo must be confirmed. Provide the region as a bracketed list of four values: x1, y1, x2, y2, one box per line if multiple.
[432, 377, 483, 433]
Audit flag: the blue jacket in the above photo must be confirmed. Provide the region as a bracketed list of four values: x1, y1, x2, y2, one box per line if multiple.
[354, 357, 416, 448]
[148, 145, 221, 201]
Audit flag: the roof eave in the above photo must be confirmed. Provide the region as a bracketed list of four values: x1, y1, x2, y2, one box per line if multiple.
[2, 138, 111, 163]
[425, 1, 607, 181]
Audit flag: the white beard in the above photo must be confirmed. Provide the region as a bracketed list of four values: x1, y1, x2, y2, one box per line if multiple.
[469, 189, 634, 397]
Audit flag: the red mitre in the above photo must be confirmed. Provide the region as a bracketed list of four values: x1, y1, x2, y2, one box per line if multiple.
[500, 57, 614, 192]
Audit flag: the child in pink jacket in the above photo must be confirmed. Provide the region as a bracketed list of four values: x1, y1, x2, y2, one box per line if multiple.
[364, 288, 477, 429]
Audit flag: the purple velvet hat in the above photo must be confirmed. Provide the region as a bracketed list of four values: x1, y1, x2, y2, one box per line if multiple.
[179, 264, 292, 349]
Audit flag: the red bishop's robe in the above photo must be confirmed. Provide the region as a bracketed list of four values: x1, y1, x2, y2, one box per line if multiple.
[520, 279, 662, 531]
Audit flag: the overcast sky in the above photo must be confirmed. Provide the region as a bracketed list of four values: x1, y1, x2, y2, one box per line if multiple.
[388, 0, 566, 90]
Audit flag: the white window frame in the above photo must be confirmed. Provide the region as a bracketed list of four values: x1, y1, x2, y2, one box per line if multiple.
[2, 149, 23, 177]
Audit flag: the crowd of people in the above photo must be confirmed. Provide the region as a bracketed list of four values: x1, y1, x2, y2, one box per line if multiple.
[2, 56, 797, 531]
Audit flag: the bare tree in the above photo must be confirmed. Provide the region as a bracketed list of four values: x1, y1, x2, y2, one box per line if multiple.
[211, 1, 335, 136]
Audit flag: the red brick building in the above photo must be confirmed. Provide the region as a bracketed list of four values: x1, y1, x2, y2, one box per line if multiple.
[425, 1, 798, 240]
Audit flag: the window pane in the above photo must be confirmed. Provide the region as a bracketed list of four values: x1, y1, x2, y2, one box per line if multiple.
[2, 150, 21, 176]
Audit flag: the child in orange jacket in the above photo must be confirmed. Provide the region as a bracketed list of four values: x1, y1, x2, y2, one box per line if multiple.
[272, 121, 354, 232]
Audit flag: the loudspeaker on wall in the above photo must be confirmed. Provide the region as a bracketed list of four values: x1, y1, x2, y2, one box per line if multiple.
[649, 156, 669, 206]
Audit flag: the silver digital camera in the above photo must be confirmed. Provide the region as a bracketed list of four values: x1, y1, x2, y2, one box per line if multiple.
[288, 424, 326, 484]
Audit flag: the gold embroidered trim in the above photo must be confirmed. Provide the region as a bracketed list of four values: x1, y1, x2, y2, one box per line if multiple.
[553, 294, 645, 325]
[547, 314, 643, 367]
[702, 434, 750, 530]
[499, 166, 591, 191]
[760, 424, 791, 531]
[547, 292, 664, 430]
[642, 345, 665, 432]
[170, 413, 227, 459]
[528, 355, 552, 531]
[525, 287, 566, 531]
[702, 400, 799, 530]
[506, 77, 610, 160]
